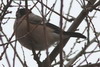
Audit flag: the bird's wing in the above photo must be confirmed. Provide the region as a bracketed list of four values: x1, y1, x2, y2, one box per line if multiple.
[45, 23, 86, 39]
[45, 23, 62, 33]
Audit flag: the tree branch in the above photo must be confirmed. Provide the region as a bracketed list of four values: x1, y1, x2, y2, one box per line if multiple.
[42, 0, 97, 67]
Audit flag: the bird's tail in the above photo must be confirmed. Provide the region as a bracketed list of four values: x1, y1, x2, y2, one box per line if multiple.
[64, 32, 86, 39]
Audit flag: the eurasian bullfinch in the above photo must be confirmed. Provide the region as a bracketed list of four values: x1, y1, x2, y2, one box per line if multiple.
[14, 8, 86, 50]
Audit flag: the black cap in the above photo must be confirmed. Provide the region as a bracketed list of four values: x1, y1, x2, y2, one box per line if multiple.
[16, 8, 32, 18]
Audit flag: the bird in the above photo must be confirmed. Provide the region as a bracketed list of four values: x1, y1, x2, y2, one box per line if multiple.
[14, 8, 86, 50]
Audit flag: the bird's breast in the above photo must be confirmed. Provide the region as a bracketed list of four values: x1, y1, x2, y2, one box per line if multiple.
[14, 19, 60, 50]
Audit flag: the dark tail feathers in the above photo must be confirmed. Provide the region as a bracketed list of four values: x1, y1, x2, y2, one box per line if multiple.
[64, 32, 86, 39]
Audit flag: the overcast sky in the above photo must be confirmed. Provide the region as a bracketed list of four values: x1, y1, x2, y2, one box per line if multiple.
[0, 0, 100, 67]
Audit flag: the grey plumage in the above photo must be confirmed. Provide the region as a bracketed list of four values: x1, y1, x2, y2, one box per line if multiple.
[14, 8, 86, 50]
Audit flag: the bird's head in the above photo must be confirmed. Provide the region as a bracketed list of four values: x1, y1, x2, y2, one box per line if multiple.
[16, 8, 32, 19]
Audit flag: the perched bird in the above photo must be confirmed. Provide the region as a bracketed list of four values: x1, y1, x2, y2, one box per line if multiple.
[14, 8, 86, 50]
